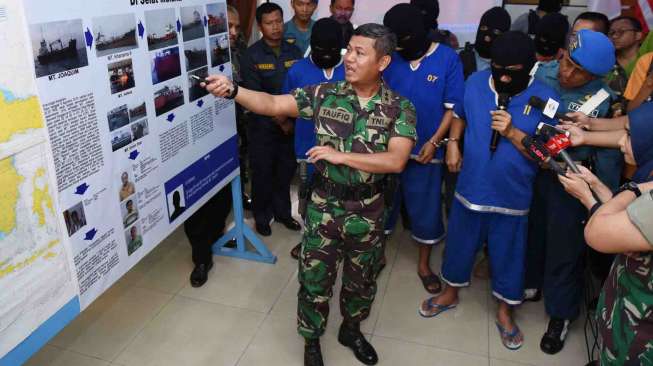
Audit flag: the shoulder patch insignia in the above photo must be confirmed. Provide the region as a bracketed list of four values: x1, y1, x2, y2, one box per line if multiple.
[256, 63, 275, 70]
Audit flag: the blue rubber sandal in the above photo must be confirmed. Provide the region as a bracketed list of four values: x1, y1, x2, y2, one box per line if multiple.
[418, 297, 457, 318]
[495, 321, 523, 350]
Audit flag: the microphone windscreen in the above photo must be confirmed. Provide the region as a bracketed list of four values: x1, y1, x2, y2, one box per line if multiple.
[528, 95, 546, 110]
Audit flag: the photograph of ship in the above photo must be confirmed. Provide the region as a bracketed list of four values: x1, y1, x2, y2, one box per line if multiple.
[188, 67, 209, 102]
[154, 84, 185, 116]
[181, 6, 206, 42]
[206, 3, 228, 35]
[184, 38, 208, 71]
[29, 19, 89, 78]
[111, 126, 133, 152]
[129, 101, 147, 122]
[210, 33, 230, 68]
[93, 14, 138, 57]
[151, 46, 182, 84]
[131, 119, 149, 142]
[108, 58, 136, 94]
[107, 104, 130, 132]
[146, 8, 178, 51]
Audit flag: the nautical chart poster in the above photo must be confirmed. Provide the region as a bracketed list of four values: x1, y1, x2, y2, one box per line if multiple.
[0, 0, 237, 358]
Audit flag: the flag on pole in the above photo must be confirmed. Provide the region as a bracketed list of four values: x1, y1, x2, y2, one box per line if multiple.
[587, 0, 622, 20]
[633, 0, 653, 32]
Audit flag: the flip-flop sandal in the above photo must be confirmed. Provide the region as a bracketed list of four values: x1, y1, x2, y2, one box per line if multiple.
[495, 321, 523, 350]
[418, 297, 457, 318]
[418, 272, 443, 294]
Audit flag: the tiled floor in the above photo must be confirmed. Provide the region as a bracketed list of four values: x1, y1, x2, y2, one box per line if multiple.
[26, 216, 590, 366]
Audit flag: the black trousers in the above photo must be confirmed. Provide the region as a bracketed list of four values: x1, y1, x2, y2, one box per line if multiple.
[525, 170, 586, 321]
[248, 118, 297, 225]
[184, 186, 232, 265]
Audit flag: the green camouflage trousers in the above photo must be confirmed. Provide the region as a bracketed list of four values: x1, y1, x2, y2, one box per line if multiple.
[297, 189, 386, 339]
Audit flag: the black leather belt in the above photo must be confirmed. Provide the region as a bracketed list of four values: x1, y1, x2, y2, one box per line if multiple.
[312, 174, 384, 201]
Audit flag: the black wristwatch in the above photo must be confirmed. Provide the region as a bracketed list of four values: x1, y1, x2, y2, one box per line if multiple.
[225, 82, 239, 100]
[617, 181, 642, 197]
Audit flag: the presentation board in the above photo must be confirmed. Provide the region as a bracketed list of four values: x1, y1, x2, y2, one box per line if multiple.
[0, 0, 237, 363]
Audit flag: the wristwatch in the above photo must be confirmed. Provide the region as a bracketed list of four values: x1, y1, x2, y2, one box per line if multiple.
[225, 82, 239, 100]
[617, 181, 642, 197]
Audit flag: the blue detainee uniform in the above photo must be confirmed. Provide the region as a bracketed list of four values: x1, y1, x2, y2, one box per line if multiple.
[383, 44, 464, 243]
[441, 70, 559, 304]
[282, 57, 345, 164]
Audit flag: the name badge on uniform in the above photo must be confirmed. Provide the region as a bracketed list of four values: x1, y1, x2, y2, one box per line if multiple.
[256, 63, 275, 70]
[542, 98, 560, 119]
[369, 115, 391, 128]
[319, 107, 354, 124]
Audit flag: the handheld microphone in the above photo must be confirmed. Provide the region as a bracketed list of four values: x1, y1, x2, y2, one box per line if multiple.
[542, 134, 582, 174]
[491, 93, 510, 153]
[521, 136, 567, 176]
[528, 96, 573, 122]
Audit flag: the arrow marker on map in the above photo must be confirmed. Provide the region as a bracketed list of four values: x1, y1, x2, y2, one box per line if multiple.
[84, 228, 98, 241]
[129, 150, 140, 160]
[75, 183, 90, 195]
[138, 21, 145, 39]
[85, 28, 93, 48]
[177, 19, 181, 33]
[204, 15, 208, 27]
[197, 100, 204, 107]
[219, 65, 225, 72]
[167, 113, 175, 122]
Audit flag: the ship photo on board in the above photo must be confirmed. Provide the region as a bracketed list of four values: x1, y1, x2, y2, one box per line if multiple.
[108, 59, 136, 94]
[210, 33, 230, 68]
[146, 8, 179, 51]
[180, 6, 205, 42]
[92, 13, 138, 57]
[29, 19, 89, 78]
[154, 83, 185, 116]
[188, 67, 209, 102]
[151, 46, 182, 84]
[206, 3, 228, 36]
[184, 38, 208, 71]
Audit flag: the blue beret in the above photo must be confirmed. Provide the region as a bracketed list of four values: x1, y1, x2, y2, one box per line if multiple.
[568, 29, 615, 77]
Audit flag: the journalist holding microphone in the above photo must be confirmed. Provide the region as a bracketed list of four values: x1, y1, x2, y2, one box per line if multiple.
[556, 100, 653, 365]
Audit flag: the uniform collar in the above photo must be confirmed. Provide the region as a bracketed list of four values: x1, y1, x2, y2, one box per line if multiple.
[335, 80, 391, 105]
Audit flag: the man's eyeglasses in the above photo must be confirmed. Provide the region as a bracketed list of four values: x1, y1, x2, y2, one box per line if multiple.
[608, 29, 638, 38]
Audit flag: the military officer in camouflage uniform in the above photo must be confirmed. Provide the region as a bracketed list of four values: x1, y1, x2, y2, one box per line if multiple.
[204, 23, 416, 366]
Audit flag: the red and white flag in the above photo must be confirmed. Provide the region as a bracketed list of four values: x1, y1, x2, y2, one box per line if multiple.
[633, 0, 653, 32]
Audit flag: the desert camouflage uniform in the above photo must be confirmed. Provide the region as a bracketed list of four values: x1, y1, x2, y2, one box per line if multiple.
[597, 252, 653, 365]
[292, 80, 417, 339]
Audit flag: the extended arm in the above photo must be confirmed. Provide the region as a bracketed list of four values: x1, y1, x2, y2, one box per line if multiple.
[585, 182, 653, 253]
[204, 74, 300, 118]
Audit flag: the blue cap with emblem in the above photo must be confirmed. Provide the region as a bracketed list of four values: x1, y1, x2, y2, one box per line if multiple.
[567, 29, 615, 77]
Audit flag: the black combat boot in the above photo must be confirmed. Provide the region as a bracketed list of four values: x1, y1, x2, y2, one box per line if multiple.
[338, 321, 378, 365]
[304, 338, 324, 366]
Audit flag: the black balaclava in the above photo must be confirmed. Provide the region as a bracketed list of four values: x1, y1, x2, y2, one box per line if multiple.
[534, 13, 569, 57]
[310, 18, 343, 70]
[384, 4, 431, 61]
[491, 31, 536, 96]
[475, 7, 511, 59]
[538, 0, 563, 13]
[410, 0, 440, 30]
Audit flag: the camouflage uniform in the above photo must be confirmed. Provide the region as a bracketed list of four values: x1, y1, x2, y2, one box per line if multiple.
[292, 80, 417, 339]
[597, 253, 653, 365]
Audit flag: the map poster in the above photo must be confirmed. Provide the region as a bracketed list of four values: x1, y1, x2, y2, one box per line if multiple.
[1, 0, 238, 360]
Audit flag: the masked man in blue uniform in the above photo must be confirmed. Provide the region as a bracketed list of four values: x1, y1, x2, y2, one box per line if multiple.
[383, 4, 464, 295]
[419, 32, 559, 351]
[283, 18, 346, 260]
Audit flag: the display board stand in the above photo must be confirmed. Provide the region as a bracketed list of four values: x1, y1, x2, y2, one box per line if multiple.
[213, 175, 277, 264]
